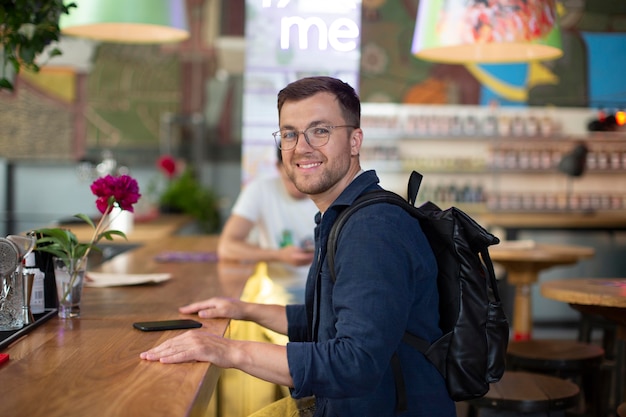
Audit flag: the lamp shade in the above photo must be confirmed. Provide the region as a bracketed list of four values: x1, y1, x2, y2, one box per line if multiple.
[412, 0, 563, 64]
[60, 0, 189, 44]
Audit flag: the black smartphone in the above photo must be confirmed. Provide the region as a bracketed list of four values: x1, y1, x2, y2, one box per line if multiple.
[133, 319, 202, 332]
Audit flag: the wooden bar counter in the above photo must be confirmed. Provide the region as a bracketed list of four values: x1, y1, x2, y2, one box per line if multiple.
[0, 234, 254, 417]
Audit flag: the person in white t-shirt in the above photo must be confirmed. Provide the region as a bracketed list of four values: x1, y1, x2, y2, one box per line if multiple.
[218, 149, 317, 273]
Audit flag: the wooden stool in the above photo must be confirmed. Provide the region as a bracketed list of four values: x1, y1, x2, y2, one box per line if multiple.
[579, 313, 623, 415]
[578, 313, 616, 359]
[468, 371, 579, 416]
[506, 340, 605, 416]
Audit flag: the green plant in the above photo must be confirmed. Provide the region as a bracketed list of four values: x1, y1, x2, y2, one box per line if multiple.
[33, 174, 141, 300]
[159, 168, 221, 233]
[0, 0, 76, 90]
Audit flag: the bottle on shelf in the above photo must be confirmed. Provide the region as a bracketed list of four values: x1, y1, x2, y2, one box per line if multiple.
[23, 252, 45, 315]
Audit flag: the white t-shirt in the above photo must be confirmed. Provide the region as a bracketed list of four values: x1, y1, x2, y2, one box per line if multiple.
[232, 175, 317, 250]
[231, 175, 318, 302]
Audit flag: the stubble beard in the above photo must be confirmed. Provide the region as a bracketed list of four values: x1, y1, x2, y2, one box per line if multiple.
[288, 156, 351, 196]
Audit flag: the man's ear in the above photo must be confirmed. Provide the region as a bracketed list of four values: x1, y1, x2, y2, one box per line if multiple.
[350, 129, 363, 155]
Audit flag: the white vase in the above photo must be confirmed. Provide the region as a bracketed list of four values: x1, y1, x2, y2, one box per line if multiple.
[108, 207, 134, 235]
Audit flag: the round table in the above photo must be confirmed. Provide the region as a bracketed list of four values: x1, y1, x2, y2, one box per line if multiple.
[489, 241, 595, 341]
[540, 278, 626, 407]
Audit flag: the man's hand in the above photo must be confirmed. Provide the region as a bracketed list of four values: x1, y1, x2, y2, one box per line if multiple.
[139, 330, 293, 387]
[278, 245, 315, 266]
[179, 297, 247, 319]
[140, 329, 236, 365]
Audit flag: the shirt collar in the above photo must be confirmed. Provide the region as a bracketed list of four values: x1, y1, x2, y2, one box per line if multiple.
[329, 169, 381, 210]
[314, 170, 381, 226]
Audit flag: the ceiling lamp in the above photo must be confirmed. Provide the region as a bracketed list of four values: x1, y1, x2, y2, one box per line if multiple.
[412, 0, 563, 64]
[59, 0, 189, 44]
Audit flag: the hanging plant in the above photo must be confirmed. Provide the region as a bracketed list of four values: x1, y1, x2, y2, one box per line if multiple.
[0, 0, 76, 90]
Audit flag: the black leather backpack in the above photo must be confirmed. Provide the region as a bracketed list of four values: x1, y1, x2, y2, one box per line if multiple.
[327, 171, 509, 410]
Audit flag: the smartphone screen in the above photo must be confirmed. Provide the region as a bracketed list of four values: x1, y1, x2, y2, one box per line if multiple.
[133, 319, 202, 332]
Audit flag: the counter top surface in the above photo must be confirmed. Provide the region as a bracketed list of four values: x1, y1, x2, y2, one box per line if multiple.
[541, 278, 626, 309]
[489, 241, 595, 264]
[478, 211, 626, 230]
[0, 231, 254, 417]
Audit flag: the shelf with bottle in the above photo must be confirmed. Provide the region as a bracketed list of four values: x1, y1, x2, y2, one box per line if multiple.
[399, 157, 486, 173]
[368, 142, 626, 175]
[487, 192, 626, 212]
[361, 103, 568, 139]
[360, 143, 402, 173]
[407, 179, 488, 214]
[487, 138, 626, 173]
[361, 105, 626, 217]
[361, 136, 489, 174]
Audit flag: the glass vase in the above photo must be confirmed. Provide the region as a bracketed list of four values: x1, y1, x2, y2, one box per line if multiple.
[53, 257, 87, 318]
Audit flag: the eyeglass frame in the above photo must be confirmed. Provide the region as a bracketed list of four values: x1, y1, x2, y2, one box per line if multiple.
[272, 125, 358, 150]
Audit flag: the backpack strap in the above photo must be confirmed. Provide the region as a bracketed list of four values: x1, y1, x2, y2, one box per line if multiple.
[327, 189, 416, 414]
[328, 169, 425, 274]
[407, 171, 423, 206]
[391, 353, 407, 412]
[481, 248, 502, 302]
[328, 190, 411, 283]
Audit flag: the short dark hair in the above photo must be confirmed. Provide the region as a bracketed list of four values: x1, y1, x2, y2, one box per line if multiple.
[277, 76, 361, 127]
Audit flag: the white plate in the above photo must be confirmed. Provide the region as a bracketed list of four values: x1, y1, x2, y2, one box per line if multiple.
[85, 272, 171, 287]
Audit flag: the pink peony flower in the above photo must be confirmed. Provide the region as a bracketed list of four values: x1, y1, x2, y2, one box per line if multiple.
[91, 175, 141, 214]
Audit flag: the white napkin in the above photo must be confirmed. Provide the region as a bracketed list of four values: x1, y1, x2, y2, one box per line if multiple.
[85, 272, 171, 287]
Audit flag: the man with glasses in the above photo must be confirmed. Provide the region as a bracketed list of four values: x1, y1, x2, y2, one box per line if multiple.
[141, 76, 455, 417]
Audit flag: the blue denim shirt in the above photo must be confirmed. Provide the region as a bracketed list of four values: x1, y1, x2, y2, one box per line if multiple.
[286, 170, 455, 417]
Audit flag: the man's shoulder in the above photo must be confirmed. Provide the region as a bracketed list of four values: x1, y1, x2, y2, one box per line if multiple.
[345, 198, 416, 230]
[330, 170, 381, 209]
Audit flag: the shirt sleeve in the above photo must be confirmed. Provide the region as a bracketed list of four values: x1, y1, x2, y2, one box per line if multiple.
[231, 179, 264, 223]
[286, 304, 308, 341]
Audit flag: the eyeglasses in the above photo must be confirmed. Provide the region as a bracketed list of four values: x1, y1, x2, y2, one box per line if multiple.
[272, 125, 357, 151]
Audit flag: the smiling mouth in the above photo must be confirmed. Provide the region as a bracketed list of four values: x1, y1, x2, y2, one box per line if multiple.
[297, 162, 322, 169]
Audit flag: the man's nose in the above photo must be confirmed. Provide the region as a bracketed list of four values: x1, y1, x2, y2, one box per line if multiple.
[294, 131, 314, 151]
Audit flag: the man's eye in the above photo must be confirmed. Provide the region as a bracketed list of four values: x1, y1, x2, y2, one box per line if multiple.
[312, 127, 330, 136]
[282, 131, 298, 140]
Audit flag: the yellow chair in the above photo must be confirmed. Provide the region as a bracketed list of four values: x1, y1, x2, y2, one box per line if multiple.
[247, 396, 315, 417]
[206, 263, 292, 417]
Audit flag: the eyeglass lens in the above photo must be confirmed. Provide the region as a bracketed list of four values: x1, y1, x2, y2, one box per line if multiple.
[276, 126, 332, 150]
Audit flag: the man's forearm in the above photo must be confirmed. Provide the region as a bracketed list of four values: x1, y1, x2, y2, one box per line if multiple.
[242, 302, 289, 335]
[218, 238, 282, 263]
[235, 340, 293, 387]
